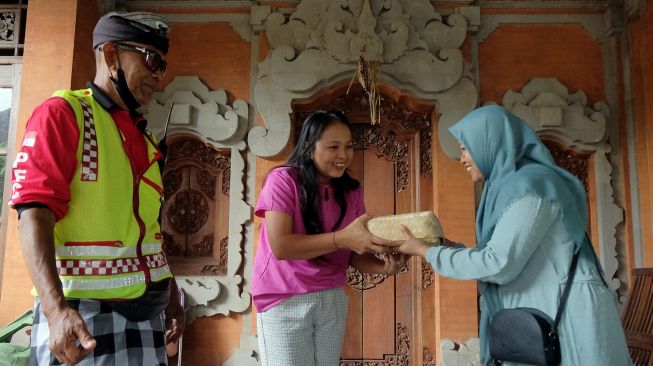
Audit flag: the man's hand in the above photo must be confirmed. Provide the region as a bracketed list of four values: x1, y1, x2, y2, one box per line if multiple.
[165, 280, 185, 344]
[47, 306, 96, 365]
[381, 252, 410, 275]
[18, 207, 95, 364]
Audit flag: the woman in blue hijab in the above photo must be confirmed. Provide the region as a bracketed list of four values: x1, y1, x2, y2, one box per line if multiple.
[397, 105, 631, 365]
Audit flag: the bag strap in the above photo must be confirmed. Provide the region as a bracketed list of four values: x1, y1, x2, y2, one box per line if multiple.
[552, 247, 580, 332]
[584, 232, 609, 288]
[0, 310, 33, 343]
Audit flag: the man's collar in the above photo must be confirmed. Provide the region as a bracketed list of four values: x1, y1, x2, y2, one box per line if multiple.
[87, 82, 118, 111]
[86, 81, 148, 132]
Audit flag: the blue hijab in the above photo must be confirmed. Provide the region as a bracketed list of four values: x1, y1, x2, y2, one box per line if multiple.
[448, 105, 587, 251]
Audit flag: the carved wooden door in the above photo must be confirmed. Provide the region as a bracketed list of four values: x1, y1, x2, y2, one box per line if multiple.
[340, 142, 409, 365]
[161, 138, 231, 276]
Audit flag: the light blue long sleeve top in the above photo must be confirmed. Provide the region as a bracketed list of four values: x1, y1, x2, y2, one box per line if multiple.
[426, 195, 632, 366]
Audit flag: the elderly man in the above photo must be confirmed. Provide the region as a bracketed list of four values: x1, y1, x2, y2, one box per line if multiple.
[10, 11, 184, 365]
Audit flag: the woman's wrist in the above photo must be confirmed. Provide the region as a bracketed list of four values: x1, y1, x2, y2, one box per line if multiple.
[332, 230, 339, 250]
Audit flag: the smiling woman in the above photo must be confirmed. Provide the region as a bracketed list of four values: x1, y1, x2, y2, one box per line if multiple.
[252, 110, 405, 365]
[459, 143, 483, 183]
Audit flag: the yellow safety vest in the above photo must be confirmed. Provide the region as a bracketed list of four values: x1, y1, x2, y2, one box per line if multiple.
[44, 88, 172, 300]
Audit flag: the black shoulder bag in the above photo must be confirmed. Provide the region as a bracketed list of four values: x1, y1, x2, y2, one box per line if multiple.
[488, 250, 580, 366]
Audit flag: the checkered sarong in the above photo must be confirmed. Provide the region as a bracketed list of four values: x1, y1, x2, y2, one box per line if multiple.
[29, 298, 168, 365]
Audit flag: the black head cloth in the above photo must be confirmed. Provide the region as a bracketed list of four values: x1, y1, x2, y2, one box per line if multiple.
[93, 11, 170, 54]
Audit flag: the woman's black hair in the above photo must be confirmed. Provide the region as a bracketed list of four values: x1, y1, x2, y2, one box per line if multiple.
[286, 110, 360, 234]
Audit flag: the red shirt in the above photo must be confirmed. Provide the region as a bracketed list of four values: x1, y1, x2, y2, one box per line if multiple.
[10, 88, 152, 220]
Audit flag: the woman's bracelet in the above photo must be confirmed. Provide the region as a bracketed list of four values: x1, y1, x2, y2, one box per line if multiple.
[332, 231, 339, 250]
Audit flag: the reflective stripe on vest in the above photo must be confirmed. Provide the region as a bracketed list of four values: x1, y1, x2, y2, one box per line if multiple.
[46, 89, 172, 300]
[55, 242, 163, 258]
[56, 253, 167, 276]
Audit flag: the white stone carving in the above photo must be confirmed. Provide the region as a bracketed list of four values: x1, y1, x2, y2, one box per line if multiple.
[501, 78, 623, 297]
[441, 338, 481, 366]
[250, 0, 479, 158]
[146, 76, 249, 144]
[503, 78, 608, 144]
[143, 76, 252, 321]
[604, 3, 627, 36]
[159, 13, 252, 42]
[223, 335, 260, 366]
[476, 14, 605, 44]
[625, 0, 647, 18]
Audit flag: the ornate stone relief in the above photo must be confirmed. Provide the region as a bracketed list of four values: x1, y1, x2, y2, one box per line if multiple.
[340, 323, 410, 365]
[503, 78, 608, 144]
[475, 13, 605, 44]
[143, 76, 251, 320]
[500, 78, 624, 299]
[625, 0, 647, 18]
[250, 0, 479, 159]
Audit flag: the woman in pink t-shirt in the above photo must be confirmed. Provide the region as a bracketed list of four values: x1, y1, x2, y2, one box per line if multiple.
[253, 110, 405, 366]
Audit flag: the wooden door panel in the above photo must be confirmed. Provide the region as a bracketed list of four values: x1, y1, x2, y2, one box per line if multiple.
[342, 150, 365, 359]
[362, 277, 396, 358]
[343, 285, 364, 358]
[362, 149, 396, 359]
[161, 139, 231, 276]
[342, 147, 413, 364]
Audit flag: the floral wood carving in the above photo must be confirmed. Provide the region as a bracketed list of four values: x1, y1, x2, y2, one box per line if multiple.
[199, 237, 229, 276]
[346, 264, 409, 291]
[163, 168, 183, 200]
[162, 232, 182, 257]
[167, 189, 209, 235]
[423, 347, 436, 366]
[191, 234, 214, 257]
[542, 140, 591, 194]
[422, 260, 435, 289]
[387, 105, 432, 177]
[340, 323, 410, 365]
[167, 139, 231, 193]
[294, 88, 433, 176]
[196, 170, 217, 200]
[219, 236, 228, 269]
[352, 124, 409, 192]
[346, 266, 387, 291]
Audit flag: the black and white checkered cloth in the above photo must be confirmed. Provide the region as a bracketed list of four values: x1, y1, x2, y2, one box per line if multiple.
[29, 298, 168, 365]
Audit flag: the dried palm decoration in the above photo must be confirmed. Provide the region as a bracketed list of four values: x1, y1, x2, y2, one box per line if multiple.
[347, 54, 382, 124]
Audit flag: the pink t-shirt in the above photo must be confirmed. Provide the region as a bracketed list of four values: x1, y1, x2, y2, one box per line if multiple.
[252, 167, 365, 312]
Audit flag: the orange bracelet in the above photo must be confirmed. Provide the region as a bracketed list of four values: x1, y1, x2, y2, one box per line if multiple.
[332, 231, 338, 249]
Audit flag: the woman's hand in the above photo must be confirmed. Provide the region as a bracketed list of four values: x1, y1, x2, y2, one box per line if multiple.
[396, 225, 433, 258]
[335, 213, 396, 255]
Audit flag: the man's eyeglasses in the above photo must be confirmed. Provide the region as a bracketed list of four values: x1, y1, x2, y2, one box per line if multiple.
[114, 42, 167, 75]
